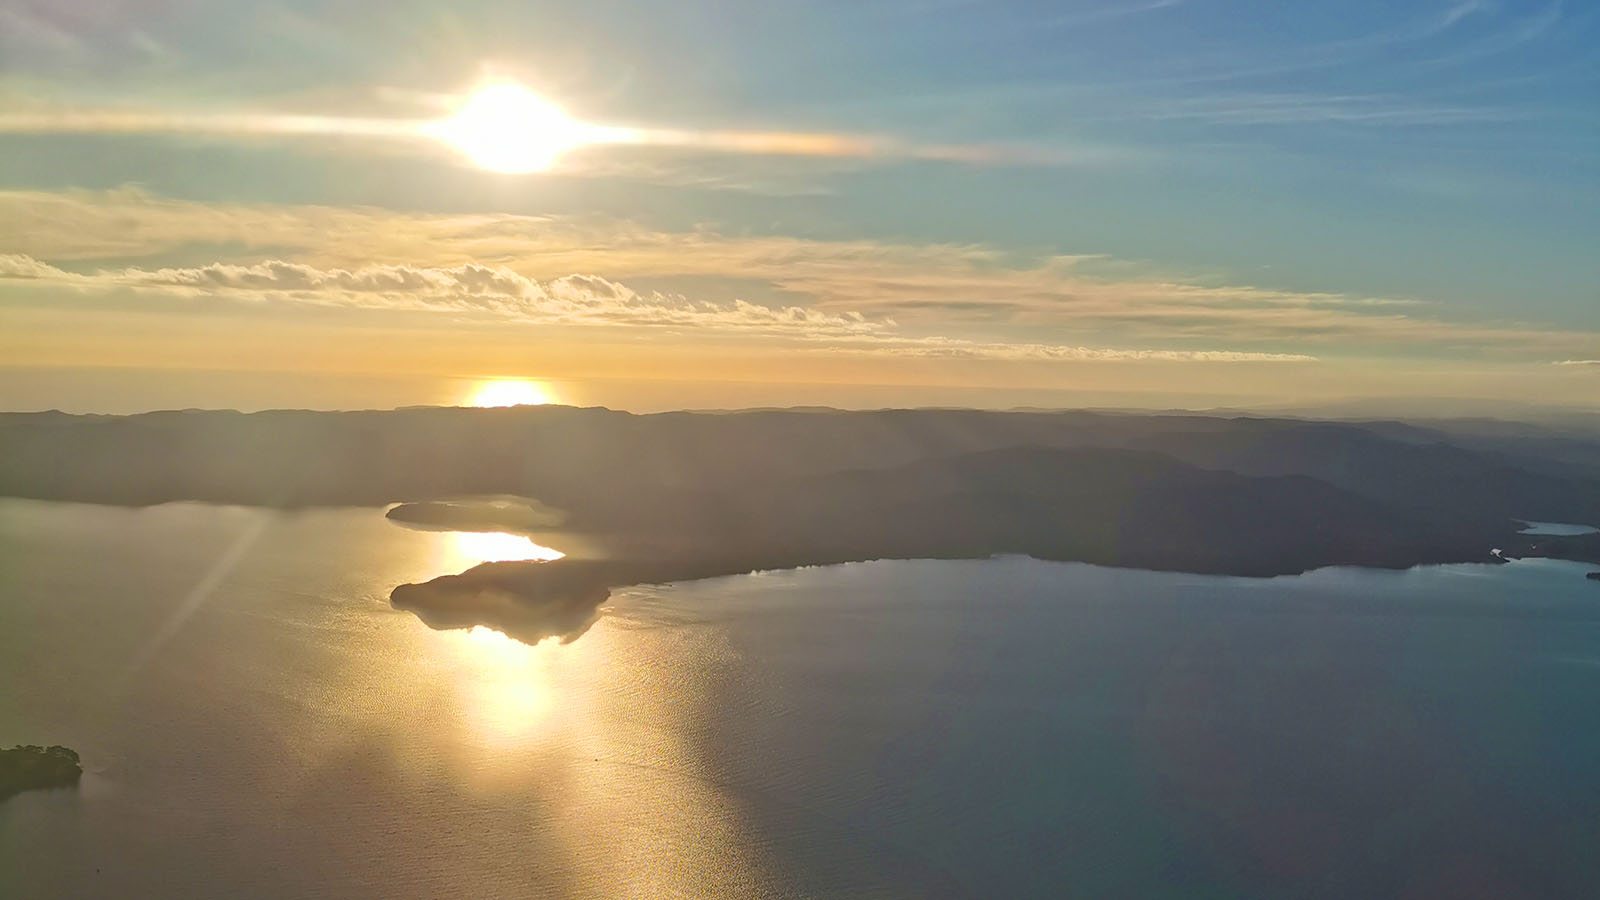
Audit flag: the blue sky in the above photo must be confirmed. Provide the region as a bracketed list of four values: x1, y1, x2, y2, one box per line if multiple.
[0, 0, 1596, 410]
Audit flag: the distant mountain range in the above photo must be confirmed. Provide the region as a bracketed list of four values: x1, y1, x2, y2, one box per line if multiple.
[4, 405, 1598, 642]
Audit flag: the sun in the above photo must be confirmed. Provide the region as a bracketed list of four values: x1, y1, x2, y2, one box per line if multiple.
[467, 379, 555, 408]
[429, 82, 588, 173]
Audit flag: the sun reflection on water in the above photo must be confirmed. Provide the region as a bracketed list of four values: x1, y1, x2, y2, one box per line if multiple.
[443, 625, 557, 750]
[447, 530, 565, 566]
[376, 522, 773, 890]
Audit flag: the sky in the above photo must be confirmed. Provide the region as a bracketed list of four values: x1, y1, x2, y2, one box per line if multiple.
[0, 0, 1596, 413]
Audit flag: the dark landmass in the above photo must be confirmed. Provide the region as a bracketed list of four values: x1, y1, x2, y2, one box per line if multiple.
[389, 445, 1510, 643]
[391, 559, 614, 644]
[1, 745, 82, 803]
[1505, 532, 1600, 566]
[4, 405, 1598, 639]
[6, 405, 1600, 520]
[385, 496, 565, 533]
[1588, 572, 1600, 582]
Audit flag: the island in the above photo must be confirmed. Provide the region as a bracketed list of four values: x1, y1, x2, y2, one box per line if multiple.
[1, 745, 82, 803]
[1588, 572, 1600, 582]
[385, 496, 564, 533]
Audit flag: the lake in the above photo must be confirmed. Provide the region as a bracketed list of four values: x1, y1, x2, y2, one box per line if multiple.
[2, 499, 1598, 898]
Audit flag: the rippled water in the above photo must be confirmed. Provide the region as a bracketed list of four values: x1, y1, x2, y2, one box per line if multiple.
[2, 500, 1598, 898]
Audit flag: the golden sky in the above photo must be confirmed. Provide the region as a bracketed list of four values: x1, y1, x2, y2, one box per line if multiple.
[2, 1, 1597, 412]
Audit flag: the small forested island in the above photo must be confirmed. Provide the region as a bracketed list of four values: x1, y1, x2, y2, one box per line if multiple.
[386, 496, 564, 533]
[1, 745, 82, 803]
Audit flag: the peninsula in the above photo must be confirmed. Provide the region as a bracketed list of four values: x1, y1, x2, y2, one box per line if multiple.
[390, 445, 1515, 643]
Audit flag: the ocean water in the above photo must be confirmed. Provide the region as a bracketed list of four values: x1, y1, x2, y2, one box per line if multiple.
[1, 499, 1598, 899]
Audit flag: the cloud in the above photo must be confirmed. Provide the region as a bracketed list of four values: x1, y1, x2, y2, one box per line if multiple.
[1554, 359, 1600, 367]
[0, 3, 175, 78]
[831, 335, 1315, 363]
[1045, 0, 1184, 28]
[0, 99, 1117, 173]
[0, 254, 886, 335]
[0, 108, 422, 139]
[1104, 92, 1523, 127]
[1, 189, 1596, 360]
[0, 254, 70, 280]
[1438, 0, 1492, 31]
[1416, 0, 1566, 70]
[0, 253, 1322, 364]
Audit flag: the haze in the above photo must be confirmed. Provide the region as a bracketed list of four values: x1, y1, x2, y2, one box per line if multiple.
[1, 0, 1596, 413]
[4, 3, 1600, 899]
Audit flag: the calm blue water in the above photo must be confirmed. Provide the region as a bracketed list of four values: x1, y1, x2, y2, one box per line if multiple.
[2, 500, 1598, 898]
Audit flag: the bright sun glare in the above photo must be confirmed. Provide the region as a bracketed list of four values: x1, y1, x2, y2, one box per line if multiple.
[452, 531, 564, 564]
[468, 379, 554, 408]
[430, 82, 587, 173]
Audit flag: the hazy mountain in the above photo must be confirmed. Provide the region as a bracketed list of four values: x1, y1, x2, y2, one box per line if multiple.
[6, 403, 1599, 654]
[4, 406, 1599, 527]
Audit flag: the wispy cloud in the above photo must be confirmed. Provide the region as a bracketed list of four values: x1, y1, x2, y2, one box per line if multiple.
[1438, 0, 1494, 32]
[0, 252, 1319, 364]
[1044, 0, 1184, 29]
[1416, 0, 1566, 70]
[1102, 92, 1525, 127]
[0, 95, 1116, 172]
[0, 254, 886, 336]
[1, 189, 1595, 361]
[836, 335, 1314, 363]
[0, 3, 170, 71]
[0, 108, 425, 139]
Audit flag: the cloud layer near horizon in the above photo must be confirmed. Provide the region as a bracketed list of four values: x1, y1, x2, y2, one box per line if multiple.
[1, 187, 1595, 364]
[0, 253, 1318, 363]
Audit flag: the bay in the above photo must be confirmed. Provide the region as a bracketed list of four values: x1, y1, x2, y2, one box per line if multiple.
[2, 499, 1598, 898]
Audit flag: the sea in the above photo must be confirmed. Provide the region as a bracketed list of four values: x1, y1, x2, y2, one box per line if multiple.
[2, 499, 1598, 899]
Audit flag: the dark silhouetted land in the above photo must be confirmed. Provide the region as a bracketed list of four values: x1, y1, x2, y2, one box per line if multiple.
[385, 496, 565, 532]
[1, 745, 82, 803]
[1504, 531, 1600, 566]
[4, 405, 1599, 638]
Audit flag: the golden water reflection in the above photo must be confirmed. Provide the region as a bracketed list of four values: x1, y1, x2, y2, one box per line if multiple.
[445, 530, 565, 566]
[403, 586, 773, 894]
[445, 625, 556, 751]
[319, 518, 779, 894]
[428, 533, 570, 748]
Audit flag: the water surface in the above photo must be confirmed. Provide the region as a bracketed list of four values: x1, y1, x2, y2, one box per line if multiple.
[2, 500, 1598, 898]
